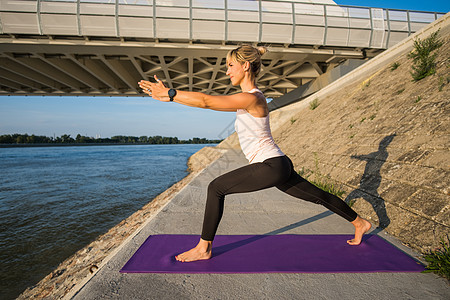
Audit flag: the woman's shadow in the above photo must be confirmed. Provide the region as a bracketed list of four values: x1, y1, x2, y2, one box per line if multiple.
[345, 134, 396, 229]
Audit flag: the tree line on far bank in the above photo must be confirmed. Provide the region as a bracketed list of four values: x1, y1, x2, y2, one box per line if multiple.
[0, 134, 222, 145]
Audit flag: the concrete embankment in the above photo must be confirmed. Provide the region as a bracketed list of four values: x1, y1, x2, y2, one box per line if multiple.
[274, 15, 450, 253]
[222, 12, 450, 253]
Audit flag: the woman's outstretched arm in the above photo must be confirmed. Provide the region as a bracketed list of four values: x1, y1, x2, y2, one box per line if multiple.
[138, 76, 257, 112]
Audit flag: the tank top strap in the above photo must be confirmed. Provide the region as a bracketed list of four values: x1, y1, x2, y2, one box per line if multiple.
[247, 88, 263, 94]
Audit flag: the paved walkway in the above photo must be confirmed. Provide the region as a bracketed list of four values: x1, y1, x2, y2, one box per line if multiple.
[72, 150, 450, 299]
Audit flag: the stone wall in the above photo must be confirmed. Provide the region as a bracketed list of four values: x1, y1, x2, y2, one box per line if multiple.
[187, 146, 227, 173]
[271, 31, 449, 252]
[217, 14, 449, 252]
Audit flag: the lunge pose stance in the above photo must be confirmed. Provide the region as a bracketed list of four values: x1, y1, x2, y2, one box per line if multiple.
[139, 45, 372, 262]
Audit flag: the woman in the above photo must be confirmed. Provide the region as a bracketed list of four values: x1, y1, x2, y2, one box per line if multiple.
[138, 45, 371, 263]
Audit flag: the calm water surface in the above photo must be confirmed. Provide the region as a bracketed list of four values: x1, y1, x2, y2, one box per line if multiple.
[0, 144, 212, 299]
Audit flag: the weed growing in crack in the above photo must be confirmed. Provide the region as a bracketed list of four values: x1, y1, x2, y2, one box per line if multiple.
[438, 76, 449, 92]
[309, 98, 320, 110]
[390, 62, 400, 71]
[298, 153, 346, 198]
[423, 235, 450, 280]
[362, 80, 371, 90]
[408, 30, 443, 81]
[396, 88, 405, 95]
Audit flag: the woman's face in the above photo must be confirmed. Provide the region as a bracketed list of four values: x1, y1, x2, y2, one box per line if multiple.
[226, 59, 245, 86]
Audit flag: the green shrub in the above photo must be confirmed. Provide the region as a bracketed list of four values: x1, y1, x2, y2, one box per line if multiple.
[423, 235, 450, 280]
[408, 30, 443, 81]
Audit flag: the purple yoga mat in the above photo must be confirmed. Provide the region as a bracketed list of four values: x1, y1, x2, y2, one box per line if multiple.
[120, 234, 424, 274]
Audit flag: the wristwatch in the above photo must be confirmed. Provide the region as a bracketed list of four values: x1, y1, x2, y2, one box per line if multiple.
[168, 89, 177, 101]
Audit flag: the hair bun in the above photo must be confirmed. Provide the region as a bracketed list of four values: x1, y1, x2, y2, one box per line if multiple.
[257, 46, 268, 56]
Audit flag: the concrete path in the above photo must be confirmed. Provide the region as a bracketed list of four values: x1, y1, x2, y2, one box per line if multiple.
[72, 150, 450, 300]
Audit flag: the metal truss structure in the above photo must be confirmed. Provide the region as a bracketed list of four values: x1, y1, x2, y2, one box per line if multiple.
[0, 0, 444, 97]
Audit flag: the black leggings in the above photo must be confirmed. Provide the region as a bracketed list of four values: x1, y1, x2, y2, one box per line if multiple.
[201, 155, 358, 241]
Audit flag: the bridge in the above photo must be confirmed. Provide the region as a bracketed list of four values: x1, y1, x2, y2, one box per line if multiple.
[0, 0, 445, 98]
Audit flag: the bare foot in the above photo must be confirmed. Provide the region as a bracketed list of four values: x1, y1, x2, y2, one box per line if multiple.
[175, 238, 212, 262]
[347, 216, 372, 245]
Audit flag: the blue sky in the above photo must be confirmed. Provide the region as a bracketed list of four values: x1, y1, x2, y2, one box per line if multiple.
[335, 1, 448, 13]
[0, 0, 448, 140]
[0, 96, 235, 140]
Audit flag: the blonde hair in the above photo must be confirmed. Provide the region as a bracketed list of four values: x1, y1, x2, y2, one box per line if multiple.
[226, 45, 268, 79]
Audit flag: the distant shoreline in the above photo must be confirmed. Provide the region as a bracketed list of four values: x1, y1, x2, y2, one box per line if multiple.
[0, 143, 218, 148]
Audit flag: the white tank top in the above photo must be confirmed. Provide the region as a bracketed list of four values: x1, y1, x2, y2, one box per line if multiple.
[234, 88, 285, 164]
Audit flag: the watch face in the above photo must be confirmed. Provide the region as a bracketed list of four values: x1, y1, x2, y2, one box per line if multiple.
[168, 89, 176, 100]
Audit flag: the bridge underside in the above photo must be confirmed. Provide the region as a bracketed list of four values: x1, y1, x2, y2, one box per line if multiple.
[0, 0, 442, 98]
[0, 36, 380, 98]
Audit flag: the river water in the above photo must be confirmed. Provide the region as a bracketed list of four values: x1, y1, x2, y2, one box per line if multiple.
[0, 144, 212, 299]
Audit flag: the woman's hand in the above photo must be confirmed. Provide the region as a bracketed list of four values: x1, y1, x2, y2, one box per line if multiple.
[138, 75, 170, 101]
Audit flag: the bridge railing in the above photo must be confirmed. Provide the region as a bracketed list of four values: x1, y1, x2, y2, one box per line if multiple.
[0, 0, 445, 49]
